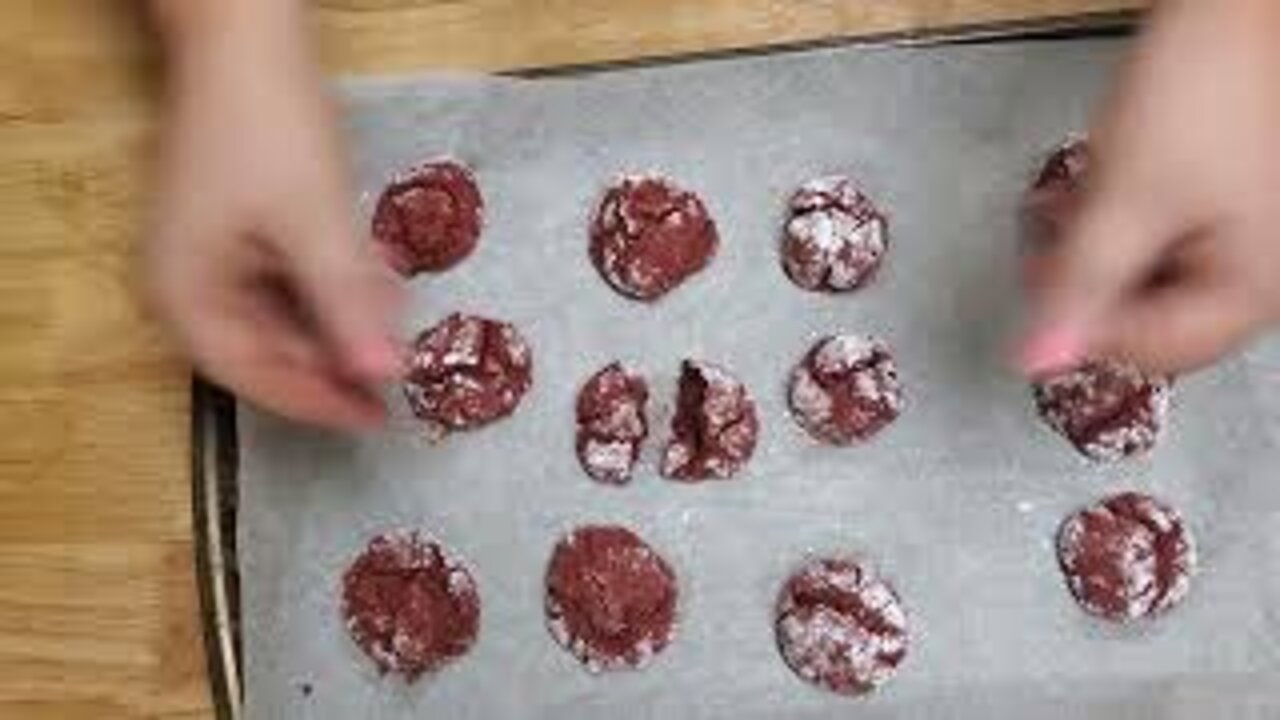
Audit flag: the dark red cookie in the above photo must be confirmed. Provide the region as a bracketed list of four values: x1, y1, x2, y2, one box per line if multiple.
[661, 360, 759, 482]
[372, 160, 484, 276]
[589, 175, 719, 301]
[788, 335, 904, 445]
[575, 362, 650, 485]
[545, 525, 678, 673]
[1057, 492, 1196, 622]
[404, 313, 533, 438]
[1023, 137, 1090, 250]
[775, 557, 909, 697]
[341, 531, 480, 682]
[1033, 359, 1171, 462]
[781, 176, 889, 292]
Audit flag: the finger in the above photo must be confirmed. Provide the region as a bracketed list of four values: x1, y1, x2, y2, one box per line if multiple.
[181, 285, 389, 429]
[1018, 188, 1181, 377]
[203, 332, 387, 429]
[277, 212, 406, 383]
[1092, 277, 1261, 375]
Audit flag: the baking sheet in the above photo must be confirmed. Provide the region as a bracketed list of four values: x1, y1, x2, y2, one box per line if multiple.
[239, 38, 1280, 719]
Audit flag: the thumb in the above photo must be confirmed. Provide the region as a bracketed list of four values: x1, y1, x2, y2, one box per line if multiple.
[1018, 183, 1177, 377]
[283, 215, 405, 383]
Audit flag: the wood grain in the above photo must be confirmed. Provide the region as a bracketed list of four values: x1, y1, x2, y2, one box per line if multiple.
[0, 1, 1138, 717]
[314, 0, 1140, 74]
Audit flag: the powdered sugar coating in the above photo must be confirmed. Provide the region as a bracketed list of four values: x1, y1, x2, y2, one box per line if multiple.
[1033, 360, 1172, 462]
[1057, 492, 1197, 622]
[403, 313, 533, 439]
[545, 525, 678, 673]
[575, 362, 650, 485]
[661, 360, 759, 481]
[341, 530, 480, 682]
[782, 176, 888, 292]
[1025, 142, 1175, 463]
[1020, 136, 1093, 263]
[789, 335, 905, 445]
[589, 174, 719, 301]
[776, 557, 909, 696]
[372, 159, 484, 276]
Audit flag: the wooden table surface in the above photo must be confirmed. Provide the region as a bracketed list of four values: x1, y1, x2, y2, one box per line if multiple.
[0, 1, 1137, 716]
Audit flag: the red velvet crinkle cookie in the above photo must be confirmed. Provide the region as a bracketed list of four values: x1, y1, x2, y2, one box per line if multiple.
[404, 313, 533, 438]
[788, 334, 904, 445]
[782, 176, 889, 292]
[775, 557, 909, 697]
[545, 525, 678, 673]
[589, 175, 719, 301]
[341, 531, 480, 682]
[372, 160, 484, 276]
[661, 360, 759, 482]
[1057, 492, 1196, 622]
[1033, 359, 1171, 462]
[1023, 137, 1090, 248]
[575, 362, 650, 485]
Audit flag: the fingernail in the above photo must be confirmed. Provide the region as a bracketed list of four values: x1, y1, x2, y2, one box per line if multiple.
[1018, 324, 1086, 377]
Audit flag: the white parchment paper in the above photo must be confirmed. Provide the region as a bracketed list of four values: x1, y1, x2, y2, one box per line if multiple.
[239, 38, 1280, 719]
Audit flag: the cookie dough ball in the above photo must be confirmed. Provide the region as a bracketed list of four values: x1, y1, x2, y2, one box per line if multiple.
[788, 335, 904, 445]
[1057, 492, 1196, 622]
[589, 175, 719, 301]
[782, 176, 889, 292]
[545, 525, 678, 672]
[1023, 137, 1090, 249]
[372, 160, 484, 276]
[341, 531, 480, 681]
[404, 313, 533, 438]
[661, 360, 759, 481]
[775, 557, 909, 697]
[575, 362, 650, 485]
[1033, 360, 1171, 462]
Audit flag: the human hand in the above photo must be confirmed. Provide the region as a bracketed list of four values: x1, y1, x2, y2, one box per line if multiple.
[1018, 0, 1280, 376]
[146, 0, 403, 428]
